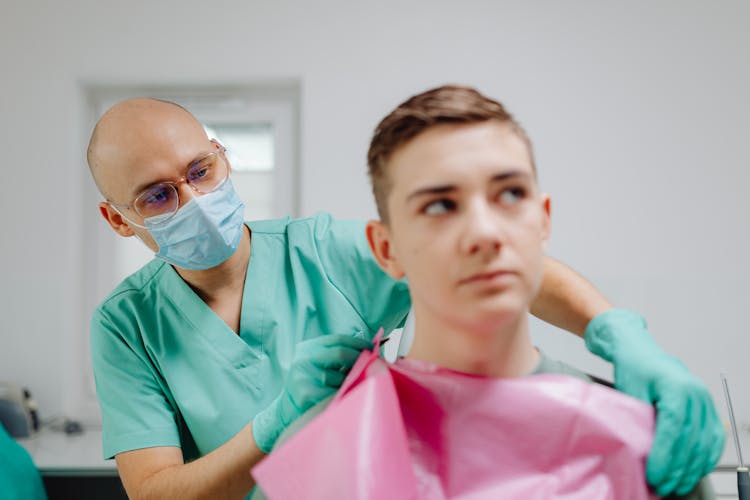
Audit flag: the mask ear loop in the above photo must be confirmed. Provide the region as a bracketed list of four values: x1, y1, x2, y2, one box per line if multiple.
[106, 203, 157, 253]
[131, 232, 150, 248]
[105, 202, 159, 255]
[108, 202, 147, 229]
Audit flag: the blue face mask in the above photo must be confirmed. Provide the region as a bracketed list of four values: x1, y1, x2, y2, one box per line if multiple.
[145, 180, 246, 270]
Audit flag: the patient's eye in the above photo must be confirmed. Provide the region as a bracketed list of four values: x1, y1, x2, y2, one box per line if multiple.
[423, 199, 456, 216]
[498, 186, 526, 206]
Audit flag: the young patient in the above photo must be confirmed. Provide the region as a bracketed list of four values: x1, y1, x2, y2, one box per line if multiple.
[253, 85, 713, 499]
[366, 86, 553, 381]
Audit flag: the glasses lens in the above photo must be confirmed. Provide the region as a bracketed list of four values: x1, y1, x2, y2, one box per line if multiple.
[134, 183, 179, 219]
[187, 151, 228, 193]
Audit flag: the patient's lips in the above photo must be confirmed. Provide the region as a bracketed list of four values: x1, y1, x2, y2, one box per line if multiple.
[458, 269, 516, 287]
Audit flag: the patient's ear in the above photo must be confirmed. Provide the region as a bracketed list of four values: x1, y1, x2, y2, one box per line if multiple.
[366, 220, 406, 280]
[540, 194, 551, 250]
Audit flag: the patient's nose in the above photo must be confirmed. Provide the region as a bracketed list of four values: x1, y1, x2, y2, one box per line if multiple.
[460, 202, 503, 257]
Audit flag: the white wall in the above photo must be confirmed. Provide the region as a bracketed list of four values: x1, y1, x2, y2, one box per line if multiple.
[1, 0, 749, 432]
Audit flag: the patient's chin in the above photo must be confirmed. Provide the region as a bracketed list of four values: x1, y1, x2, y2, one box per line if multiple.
[460, 306, 529, 337]
[471, 292, 529, 320]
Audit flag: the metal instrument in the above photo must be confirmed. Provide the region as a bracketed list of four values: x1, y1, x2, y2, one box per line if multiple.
[720, 373, 750, 500]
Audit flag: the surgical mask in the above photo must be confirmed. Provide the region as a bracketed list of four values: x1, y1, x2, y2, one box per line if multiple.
[145, 180, 246, 270]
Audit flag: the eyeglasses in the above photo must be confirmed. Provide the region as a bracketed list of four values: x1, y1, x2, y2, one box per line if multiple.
[108, 143, 229, 227]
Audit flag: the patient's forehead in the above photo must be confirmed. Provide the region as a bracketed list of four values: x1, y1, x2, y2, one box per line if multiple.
[387, 121, 535, 196]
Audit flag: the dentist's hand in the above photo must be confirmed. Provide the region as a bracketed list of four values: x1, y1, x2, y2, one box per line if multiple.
[252, 334, 372, 453]
[585, 309, 724, 497]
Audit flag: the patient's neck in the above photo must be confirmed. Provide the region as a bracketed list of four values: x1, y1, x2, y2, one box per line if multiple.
[405, 306, 539, 378]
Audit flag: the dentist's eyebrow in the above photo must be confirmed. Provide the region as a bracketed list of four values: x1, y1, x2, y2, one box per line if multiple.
[406, 169, 530, 201]
[130, 178, 162, 198]
[129, 149, 215, 197]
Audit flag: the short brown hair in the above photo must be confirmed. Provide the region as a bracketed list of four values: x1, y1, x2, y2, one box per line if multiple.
[367, 85, 535, 222]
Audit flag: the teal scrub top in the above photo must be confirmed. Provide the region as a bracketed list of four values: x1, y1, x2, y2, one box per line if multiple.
[0, 423, 47, 500]
[90, 213, 410, 461]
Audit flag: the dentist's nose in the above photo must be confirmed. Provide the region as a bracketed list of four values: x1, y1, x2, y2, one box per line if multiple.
[176, 179, 199, 208]
[460, 201, 503, 257]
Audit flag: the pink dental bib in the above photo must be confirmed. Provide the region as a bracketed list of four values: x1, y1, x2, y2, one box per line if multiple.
[253, 343, 657, 499]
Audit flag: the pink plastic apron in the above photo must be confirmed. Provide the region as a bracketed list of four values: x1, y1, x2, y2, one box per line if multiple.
[252, 336, 657, 499]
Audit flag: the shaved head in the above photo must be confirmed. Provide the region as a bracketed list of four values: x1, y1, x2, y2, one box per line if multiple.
[87, 98, 209, 201]
[87, 98, 227, 250]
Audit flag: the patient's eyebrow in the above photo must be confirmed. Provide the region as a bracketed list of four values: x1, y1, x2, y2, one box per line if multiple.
[406, 184, 456, 201]
[406, 169, 530, 202]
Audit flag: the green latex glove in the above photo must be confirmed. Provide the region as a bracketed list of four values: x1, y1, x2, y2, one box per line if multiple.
[252, 334, 372, 453]
[585, 309, 725, 496]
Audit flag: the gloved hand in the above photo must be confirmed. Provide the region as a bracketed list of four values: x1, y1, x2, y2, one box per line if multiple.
[585, 309, 725, 497]
[252, 334, 373, 453]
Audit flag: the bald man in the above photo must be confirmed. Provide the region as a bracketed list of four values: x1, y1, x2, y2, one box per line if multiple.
[87, 98, 723, 499]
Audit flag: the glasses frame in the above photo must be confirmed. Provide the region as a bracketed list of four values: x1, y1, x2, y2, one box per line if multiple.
[107, 141, 229, 228]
